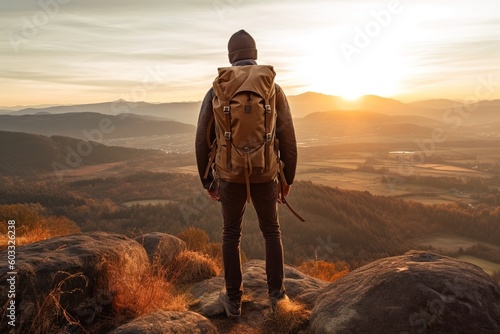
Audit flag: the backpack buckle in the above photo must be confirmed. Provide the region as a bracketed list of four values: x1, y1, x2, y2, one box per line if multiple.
[224, 132, 231, 140]
[266, 133, 272, 141]
[265, 105, 272, 113]
[223, 106, 231, 114]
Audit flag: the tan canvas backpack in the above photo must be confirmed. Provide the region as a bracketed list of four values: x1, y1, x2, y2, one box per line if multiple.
[204, 65, 283, 202]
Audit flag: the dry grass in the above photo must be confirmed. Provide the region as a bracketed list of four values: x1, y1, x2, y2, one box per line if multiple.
[27, 272, 89, 334]
[0, 227, 53, 250]
[17, 245, 193, 333]
[0, 213, 80, 250]
[266, 298, 311, 334]
[100, 255, 188, 319]
[176, 227, 224, 269]
[298, 259, 350, 282]
[11, 226, 56, 246]
[165, 250, 221, 285]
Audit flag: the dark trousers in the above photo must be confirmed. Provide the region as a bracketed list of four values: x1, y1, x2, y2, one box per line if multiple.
[219, 180, 285, 301]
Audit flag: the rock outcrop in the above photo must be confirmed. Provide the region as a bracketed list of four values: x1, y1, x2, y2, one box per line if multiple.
[309, 251, 500, 334]
[0, 232, 150, 333]
[191, 259, 328, 317]
[3, 232, 499, 334]
[109, 311, 218, 334]
[135, 232, 186, 268]
[0, 232, 218, 334]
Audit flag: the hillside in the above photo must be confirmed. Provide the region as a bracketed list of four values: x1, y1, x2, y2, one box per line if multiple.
[407, 99, 464, 110]
[285, 92, 343, 118]
[1, 171, 499, 268]
[294, 110, 462, 142]
[0, 112, 195, 140]
[0, 131, 164, 176]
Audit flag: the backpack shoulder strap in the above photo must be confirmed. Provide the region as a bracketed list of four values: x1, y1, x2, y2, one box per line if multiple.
[203, 114, 217, 180]
[206, 114, 214, 147]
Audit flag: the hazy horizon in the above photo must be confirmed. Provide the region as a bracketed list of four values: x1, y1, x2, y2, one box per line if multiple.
[1, 0, 499, 107]
[2, 91, 494, 112]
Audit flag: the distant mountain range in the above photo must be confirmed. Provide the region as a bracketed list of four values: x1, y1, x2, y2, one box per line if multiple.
[288, 93, 499, 122]
[287, 93, 413, 118]
[0, 92, 497, 147]
[0, 100, 201, 125]
[1, 92, 498, 126]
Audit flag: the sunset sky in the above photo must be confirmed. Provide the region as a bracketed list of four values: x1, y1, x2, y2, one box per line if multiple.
[1, 0, 499, 108]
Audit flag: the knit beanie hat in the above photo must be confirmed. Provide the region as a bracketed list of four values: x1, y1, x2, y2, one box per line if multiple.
[227, 30, 258, 64]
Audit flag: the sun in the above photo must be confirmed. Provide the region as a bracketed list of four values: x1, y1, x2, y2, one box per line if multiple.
[291, 29, 408, 101]
[331, 77, 366, 102]
[341, 94, 362, 102]
[311, 58, 401, 101]
[303, 68, 365, 102]
[306, 72, 368, 102]
[295, 57, 402, 101]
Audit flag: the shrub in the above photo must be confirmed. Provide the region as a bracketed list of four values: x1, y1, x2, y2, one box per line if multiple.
[0, 204, 80, 249]
[297, 259, 350, 282]
[165, 250, 221, 285]
[177, 226, 210, 252]
[100, 255, 188, 319]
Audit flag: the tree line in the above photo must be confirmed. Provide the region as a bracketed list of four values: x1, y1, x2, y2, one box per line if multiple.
[1, 172, 499, 270]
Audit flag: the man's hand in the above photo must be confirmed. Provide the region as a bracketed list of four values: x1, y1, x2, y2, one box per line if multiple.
[207, 188, 220, 201]
[277, 183, 291, 204]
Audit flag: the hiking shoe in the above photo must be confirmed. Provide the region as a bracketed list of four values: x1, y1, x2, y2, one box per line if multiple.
[218, 292, 241, 318]
[270, 293, 290, 312]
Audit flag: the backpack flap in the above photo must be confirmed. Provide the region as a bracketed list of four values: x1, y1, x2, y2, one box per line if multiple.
[214, 65, 276, 101]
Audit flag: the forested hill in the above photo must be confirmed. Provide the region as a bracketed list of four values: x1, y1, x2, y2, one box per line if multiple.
[0, 112, 195, 140]
[0, 131, 163, 176]
[1, 171, 498, 268]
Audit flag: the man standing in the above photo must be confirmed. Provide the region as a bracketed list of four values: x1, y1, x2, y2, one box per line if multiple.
[195, 29, 297, 318]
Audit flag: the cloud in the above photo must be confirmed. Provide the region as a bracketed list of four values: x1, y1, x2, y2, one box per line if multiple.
[1, 0, 500, 106]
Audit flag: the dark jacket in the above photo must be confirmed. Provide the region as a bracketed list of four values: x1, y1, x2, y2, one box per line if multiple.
[195, 60, 298, 189]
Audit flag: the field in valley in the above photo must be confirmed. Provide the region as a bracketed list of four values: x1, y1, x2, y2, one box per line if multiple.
[295, 144, 498, 205]
[456, 256, 500, 275]
[411, 235, 500, 275]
